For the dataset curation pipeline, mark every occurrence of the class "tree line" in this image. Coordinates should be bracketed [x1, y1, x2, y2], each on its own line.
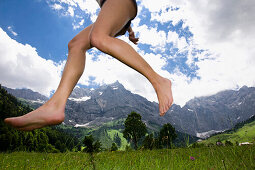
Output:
[82, 111, 177, 152]
[0, 85, 81, 152]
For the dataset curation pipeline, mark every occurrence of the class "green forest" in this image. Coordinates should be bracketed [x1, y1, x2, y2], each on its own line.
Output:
[0, 85, 81, 153]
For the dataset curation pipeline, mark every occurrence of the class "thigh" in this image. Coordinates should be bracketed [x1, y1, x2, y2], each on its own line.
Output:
[92, 0, 137, 37]
[70, 24, 94, 50]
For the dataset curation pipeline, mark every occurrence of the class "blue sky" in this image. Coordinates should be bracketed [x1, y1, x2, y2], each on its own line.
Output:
[0, 0, 78, 61]
[0, 0, 254, 106]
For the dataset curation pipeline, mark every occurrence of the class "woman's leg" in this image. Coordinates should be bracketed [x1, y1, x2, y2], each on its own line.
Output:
[4, 24, 94, 131]
[4, 0, 173, 131]
[90, 0, 173, 116]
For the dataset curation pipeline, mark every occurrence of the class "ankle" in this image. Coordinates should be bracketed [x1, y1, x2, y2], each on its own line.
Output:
[150, 74, 164, 89]
[45, 98, 66, 110]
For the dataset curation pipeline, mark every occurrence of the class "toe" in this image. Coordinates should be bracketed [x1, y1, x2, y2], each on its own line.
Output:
[4, 118, 10, 124]
[160, 106, 166, 116]
[159, 107, 164, 116]
[161, 111, 166, 116]
[168, 100, 173, 109]
[4, 118, 15, 126]
[4, 117, 27, 128]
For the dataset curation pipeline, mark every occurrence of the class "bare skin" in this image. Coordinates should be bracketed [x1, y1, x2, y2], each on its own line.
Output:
[4, 0, 173, 131]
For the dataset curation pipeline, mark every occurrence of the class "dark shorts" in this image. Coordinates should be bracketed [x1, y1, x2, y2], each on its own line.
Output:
[100, 0, 137, 31]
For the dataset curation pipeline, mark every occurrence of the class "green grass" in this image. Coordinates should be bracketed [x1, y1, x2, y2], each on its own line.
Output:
[1, 145, 254, 169]
[202, 120, 255, 145]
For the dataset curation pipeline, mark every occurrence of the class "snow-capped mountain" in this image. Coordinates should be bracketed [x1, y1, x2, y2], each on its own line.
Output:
[3, 83, 255, 138]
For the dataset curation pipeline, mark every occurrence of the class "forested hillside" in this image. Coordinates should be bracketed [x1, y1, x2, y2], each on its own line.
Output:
[0, 85, 80, 152]
[199, 115, 255, 145]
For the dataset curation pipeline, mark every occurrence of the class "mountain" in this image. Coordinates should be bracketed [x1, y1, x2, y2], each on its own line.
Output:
[175, 85, 255, 137]
[64, 81, 162, 130]
[2, 86, 49, 102]
[2, 83, 255, 138]
[2, 86, 49, 109]
[200, 114, 255, 145]
[65, 83, 255, 138]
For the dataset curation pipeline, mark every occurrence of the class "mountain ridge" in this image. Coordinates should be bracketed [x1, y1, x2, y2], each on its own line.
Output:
[3, 83, 255, 137]
[200, 114, 255, 144]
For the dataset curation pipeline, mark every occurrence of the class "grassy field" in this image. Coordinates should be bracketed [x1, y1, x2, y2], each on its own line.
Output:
[201, 120, 255, 145]
[1, 145, 254, 169]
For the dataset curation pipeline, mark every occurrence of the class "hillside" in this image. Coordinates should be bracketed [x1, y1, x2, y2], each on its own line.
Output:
[200, 115, 255, 144]
[0, 85, 80, 152]
[58, 118, 198, 150]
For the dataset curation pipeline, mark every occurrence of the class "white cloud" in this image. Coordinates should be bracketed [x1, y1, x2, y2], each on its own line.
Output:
[73, 0, 99, 22]
[48, 0, 99, 22]
[58, 0, 77, 7]
[72, 19, 84, 30]
[7, 26, 18, 36]
[140, 0, 175, 13]
[140, 0, 255, 105]
[51, 3, 63, 10]
[167, 30, 188, 51]
[0, 28, 65, 97]
[135, 24, 167, 47]
[140, 0, 185, 25]
[49, 3, 76, 18]
[68, 6, 74, 17]
[80, 19, 84, 25]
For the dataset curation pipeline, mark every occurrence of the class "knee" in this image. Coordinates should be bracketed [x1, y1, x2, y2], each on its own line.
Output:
[68, 39, 75, 51]
[90, 31, 108, 50]
[68, 38, 89, 52]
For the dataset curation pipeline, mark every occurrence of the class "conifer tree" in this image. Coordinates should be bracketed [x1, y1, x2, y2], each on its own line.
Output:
[123, 111, 147, 150]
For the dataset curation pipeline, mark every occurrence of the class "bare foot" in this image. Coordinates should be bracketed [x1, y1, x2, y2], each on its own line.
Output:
[4, 101, 65, 131]
[153, 77, 173, 116]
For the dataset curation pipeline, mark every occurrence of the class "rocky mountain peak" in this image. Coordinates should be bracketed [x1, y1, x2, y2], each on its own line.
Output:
[69, 86, 91, 98]
[2, 86, 48, 101]
[3, 83, 255, 138]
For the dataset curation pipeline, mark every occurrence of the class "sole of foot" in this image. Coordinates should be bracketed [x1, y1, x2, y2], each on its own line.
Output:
[4, 102, 65, 131]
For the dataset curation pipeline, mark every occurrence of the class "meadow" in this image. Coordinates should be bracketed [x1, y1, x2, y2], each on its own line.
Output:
[1, 145, 254, 170]
[201, 120, 255, 145]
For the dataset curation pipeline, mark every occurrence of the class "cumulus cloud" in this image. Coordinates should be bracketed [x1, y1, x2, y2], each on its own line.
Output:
[167, 30, 188, 51]
[0, 28, 65, 97]
[72, 0, 99, 22]
[139, 0, 255, 105]
[136, 24, 167, 47]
